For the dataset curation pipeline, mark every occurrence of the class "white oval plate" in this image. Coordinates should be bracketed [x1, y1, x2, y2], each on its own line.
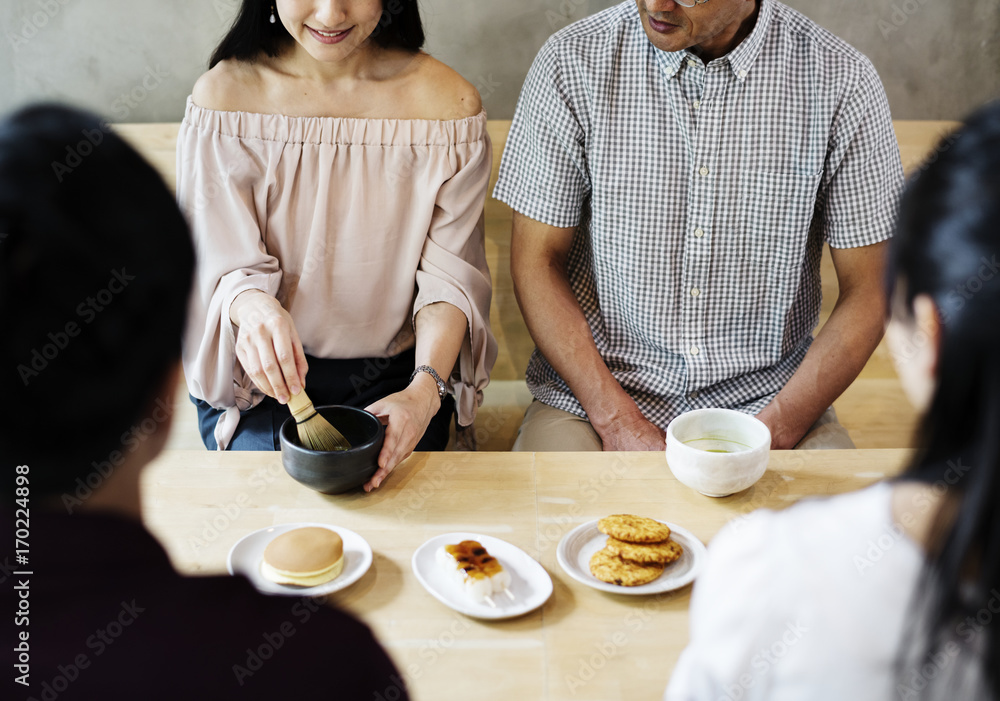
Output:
[556, 519, 706, 595]
[412, 532, 553, 620]
[227, 522, 373, 597]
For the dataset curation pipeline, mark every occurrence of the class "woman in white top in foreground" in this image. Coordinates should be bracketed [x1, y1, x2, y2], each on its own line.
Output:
[666, 101, 1000, 700]
[178, 0, 496, 491]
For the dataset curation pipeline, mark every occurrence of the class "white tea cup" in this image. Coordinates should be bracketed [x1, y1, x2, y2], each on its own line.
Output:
[665, 408, 771, 497]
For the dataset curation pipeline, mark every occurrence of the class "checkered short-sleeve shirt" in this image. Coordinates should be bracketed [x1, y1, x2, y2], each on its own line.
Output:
[493, 0, 903, 427]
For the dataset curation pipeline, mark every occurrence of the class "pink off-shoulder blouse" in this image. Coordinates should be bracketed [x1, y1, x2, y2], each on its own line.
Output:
[176, 97, 497, 450]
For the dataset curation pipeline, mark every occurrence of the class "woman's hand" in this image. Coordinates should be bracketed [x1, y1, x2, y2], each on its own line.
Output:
[362, 302, 466, 491]
[230, 290, 308, 403]
[363, 373, 442, 491]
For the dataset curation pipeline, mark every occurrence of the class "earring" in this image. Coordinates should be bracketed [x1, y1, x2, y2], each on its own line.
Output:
[269, 4, 276, 24]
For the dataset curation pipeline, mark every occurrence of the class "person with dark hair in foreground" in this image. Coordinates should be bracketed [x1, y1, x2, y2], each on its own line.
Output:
[665, 101, 1000, 700]
[0, 105, 408, 699]
[181, 0, 496, 491]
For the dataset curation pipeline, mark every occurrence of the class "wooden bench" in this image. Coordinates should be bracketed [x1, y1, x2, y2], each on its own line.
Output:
[115, 120, 959, 451]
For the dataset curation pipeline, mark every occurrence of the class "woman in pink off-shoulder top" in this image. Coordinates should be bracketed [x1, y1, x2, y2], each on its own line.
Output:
[177, 0, 496, 491]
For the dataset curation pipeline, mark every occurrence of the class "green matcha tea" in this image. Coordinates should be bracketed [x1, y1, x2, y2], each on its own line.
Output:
[683, 437, 752, 453]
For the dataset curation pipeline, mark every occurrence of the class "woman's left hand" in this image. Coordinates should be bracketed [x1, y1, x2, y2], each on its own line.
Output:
[363, 373, 442, 491]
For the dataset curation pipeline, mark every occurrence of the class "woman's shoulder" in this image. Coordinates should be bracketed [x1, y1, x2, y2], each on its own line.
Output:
[400, 53, 483, 121]
[191, 59, 265, 113]
[192, 53, 482, 122]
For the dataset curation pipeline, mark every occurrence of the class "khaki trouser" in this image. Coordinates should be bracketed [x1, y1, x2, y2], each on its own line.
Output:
[511, 400, 855, 452]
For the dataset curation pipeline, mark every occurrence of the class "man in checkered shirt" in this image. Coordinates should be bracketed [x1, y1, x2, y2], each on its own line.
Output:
[493, 0, 903, 451]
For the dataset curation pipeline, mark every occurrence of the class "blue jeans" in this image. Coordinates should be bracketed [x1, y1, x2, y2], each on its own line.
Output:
[193, 349, 454, 451]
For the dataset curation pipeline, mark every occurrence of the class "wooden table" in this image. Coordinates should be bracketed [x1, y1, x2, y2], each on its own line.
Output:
[141, 449, 911, 700]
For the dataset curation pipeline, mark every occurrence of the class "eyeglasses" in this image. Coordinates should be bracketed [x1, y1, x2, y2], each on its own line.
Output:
[673, 0, 712, 7]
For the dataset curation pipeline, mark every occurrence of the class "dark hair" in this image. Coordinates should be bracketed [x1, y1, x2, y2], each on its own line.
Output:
[209, 0, 425, 69]
[0, 105, 195, 498]
[890, 101, 1000, 698]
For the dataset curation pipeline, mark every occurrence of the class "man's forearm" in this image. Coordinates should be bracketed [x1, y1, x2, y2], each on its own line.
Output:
[757, 290, 885, 448]
[513, 257, 640, 431]
[510, 212, 665, 451]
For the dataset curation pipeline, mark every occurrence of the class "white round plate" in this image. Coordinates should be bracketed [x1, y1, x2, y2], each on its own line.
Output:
[556, 519, 707, 595]
[227, 522, 373, 597]
[412, 532, 553, 620]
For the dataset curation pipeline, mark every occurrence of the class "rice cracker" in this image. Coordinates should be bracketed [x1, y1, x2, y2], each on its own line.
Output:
[605, 537, 683, 565]
[597, 514, 672, 544]
[589, 548, 666, 586]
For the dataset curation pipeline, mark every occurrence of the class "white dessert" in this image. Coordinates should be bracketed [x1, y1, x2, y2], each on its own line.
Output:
[436, 540, 513, 606]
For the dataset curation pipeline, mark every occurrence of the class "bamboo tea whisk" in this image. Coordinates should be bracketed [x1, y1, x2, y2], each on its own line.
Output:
[286, 391, 351, 451]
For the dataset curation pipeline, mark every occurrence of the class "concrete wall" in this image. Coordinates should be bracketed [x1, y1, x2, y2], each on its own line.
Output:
[1, 0, 998, 122]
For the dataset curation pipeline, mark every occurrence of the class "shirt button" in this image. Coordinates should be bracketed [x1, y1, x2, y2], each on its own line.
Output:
[689, 391, 700, 400]
[738, 69, 748, 79]
[698, 166, 709, 176]
[689, 346, 701, 357]
[694, 228, 705, 238]
[692, 100, 701, 110]
[687, 58, 698, 68]
[690, 287, 701, 298]
[665, 68, 675, 77]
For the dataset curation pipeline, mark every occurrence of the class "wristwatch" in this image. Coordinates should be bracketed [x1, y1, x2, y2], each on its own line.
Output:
[410, 365, 448, 399]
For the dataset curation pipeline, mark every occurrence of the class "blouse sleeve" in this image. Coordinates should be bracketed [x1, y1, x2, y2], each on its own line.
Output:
[412, 133, 498, 428]
[176, 118, 281, 449]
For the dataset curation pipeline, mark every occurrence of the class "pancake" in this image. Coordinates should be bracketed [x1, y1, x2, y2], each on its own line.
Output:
[260, 527, 344, 587]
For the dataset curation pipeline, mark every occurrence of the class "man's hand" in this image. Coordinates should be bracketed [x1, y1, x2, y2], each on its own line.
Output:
[594, 409, 665, 451]
[755, 400, 797, 450]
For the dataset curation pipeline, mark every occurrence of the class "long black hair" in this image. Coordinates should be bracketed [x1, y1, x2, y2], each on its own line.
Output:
[0, 105, 195, 497]
[891, 100, 1000, 698]
[209, 0, 425, 69]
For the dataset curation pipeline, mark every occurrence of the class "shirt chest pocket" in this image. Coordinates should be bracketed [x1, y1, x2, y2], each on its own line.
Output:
[735, 170, 822, 269]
